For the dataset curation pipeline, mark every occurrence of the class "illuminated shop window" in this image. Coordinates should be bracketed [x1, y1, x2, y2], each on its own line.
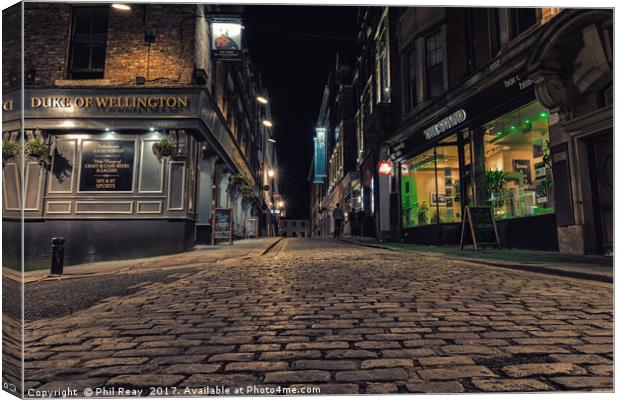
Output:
[400, 137, 461, 228]
[481, 101, 554, 219]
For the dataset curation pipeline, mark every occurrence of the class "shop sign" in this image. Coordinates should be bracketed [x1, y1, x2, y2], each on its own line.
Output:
[314, 127, 327, 182]
[79, 140, 135, 192]
[211, 17, 242, 60]
[460, 205, 501, 250]
[246, 217, 258, 238]
[423, 109, 466, 140]
[503, 73, 534, 91]
[377, 161, 392, 175]
[212, 208, 233, 244]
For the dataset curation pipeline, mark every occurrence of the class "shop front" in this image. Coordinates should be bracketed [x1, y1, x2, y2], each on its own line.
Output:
[395, 72, 559, 250]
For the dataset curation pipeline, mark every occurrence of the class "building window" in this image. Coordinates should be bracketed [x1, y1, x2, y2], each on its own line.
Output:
[375, 23, 390, 103]
[488, 8, 501, 58]
[404, 46, 416, 111]
[301, 221, 306, 227]
[481, 101, 554, 219]
[425, 30, 444, 99]
[68, 7, 109, 79]
[401, 139, 462, 227]
[292, 221, 296, 227]
[509, 8, 537, 38]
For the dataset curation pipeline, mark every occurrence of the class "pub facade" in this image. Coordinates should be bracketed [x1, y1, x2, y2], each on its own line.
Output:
[2, 3, 278, 269]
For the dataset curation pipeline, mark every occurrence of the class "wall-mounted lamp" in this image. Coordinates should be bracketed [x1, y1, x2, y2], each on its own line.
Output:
[111, 4, 132, 11]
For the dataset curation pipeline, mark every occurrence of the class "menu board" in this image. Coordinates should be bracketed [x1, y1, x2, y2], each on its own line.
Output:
[512, 159, 532, 184]
[212, 208, 233, 244]
[246, 218, 258, 238]
[79, 140, 135, 192]
[460, 206, 501, 250]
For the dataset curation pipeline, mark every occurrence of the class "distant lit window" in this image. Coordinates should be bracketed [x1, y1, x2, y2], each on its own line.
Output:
[426, 30, 444, 99]
[68, 7, 109, 79]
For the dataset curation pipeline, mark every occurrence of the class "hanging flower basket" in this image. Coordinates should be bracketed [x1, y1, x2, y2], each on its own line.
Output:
[24, 136, 51, 168]
[152, 138, 175, 162]
[2, 140, 20, 167]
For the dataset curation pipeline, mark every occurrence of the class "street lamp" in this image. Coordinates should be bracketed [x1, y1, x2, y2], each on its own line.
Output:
[262, 120, 273, 128]
[111, 4, 132, 11]
[256, 96, 268, 104]
[278, 201, 284, 209]
[267, 137, 276, 143]
[268, 169, 275, 178]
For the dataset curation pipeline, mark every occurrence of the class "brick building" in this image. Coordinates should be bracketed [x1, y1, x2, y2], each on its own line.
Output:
[2, 2, 279, 269]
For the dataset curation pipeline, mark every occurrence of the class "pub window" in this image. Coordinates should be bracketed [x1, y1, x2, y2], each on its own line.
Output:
[68, 7, 109, 79]
[425, 30, 444, 99]
[404, 46, 417, 111]
[509, 8, 537, 38]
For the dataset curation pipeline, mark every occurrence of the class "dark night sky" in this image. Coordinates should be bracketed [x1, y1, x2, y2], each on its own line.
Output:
[244, 5, 359, 219]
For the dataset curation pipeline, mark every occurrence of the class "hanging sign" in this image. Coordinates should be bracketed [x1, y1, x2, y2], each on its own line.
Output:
[246, 217, 258, 238]
[313, 127, 326, 182]
[211, 17, 243, 60]
[212, 208, 233, 245]
[460, 205, 501, 250]
[377, 161, 393, 175]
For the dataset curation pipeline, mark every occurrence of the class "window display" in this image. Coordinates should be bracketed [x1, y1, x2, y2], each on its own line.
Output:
[401, 137, 461, 228]
[481, 101, 554, 219]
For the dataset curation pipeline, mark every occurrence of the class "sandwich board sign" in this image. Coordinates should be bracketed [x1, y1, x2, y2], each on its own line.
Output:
[246, 217, 258, 239]
[212, 208, 233, 245]
[460, 205, 501, 250]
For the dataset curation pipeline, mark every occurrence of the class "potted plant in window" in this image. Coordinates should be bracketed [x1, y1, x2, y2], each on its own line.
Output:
[416, 201, 429, 225]
[486, 169, 509, 209]
[2, 139, 20, 167]
[24, 136, 51, 168]
[152, 137, 175, 162]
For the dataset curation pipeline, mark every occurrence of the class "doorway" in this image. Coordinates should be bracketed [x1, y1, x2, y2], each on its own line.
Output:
[588, 131, 613, 255]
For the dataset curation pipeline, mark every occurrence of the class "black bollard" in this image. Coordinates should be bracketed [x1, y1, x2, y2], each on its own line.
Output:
[50, 237, 65, 275]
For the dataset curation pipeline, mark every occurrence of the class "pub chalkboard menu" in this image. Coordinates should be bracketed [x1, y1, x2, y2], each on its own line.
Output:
[79, 140, 135, 192]
[246, 217, 258, 238]
[460, 206, 501, 250]
[212, 208, 233, 245]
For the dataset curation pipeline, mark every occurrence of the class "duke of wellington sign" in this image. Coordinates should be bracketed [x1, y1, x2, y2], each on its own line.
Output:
[28, 95, 190, 111]
[2, 89, 197, 118]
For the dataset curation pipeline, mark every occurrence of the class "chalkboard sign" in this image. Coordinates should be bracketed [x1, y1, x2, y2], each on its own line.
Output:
[460, 206, 501, 250]
[79, 140, 135, 192]
[212, 208, 233, 245]
[246, 217, 258, 238]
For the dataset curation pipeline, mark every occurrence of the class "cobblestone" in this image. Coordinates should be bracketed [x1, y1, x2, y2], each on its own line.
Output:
[17, 238, 613, 394]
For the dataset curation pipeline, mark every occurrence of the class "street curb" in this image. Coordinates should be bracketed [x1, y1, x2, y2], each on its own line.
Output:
[339, 238, 613, 284]
[261, 237, 285, 255]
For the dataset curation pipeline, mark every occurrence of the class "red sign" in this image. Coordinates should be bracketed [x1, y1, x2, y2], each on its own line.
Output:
[378, 161, 393, 175]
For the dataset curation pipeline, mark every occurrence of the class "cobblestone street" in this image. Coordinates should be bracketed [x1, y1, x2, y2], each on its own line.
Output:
[15, 238, 614, 394]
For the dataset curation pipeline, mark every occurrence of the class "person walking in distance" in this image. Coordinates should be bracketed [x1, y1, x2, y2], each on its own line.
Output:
[333, 203, 345, 239]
